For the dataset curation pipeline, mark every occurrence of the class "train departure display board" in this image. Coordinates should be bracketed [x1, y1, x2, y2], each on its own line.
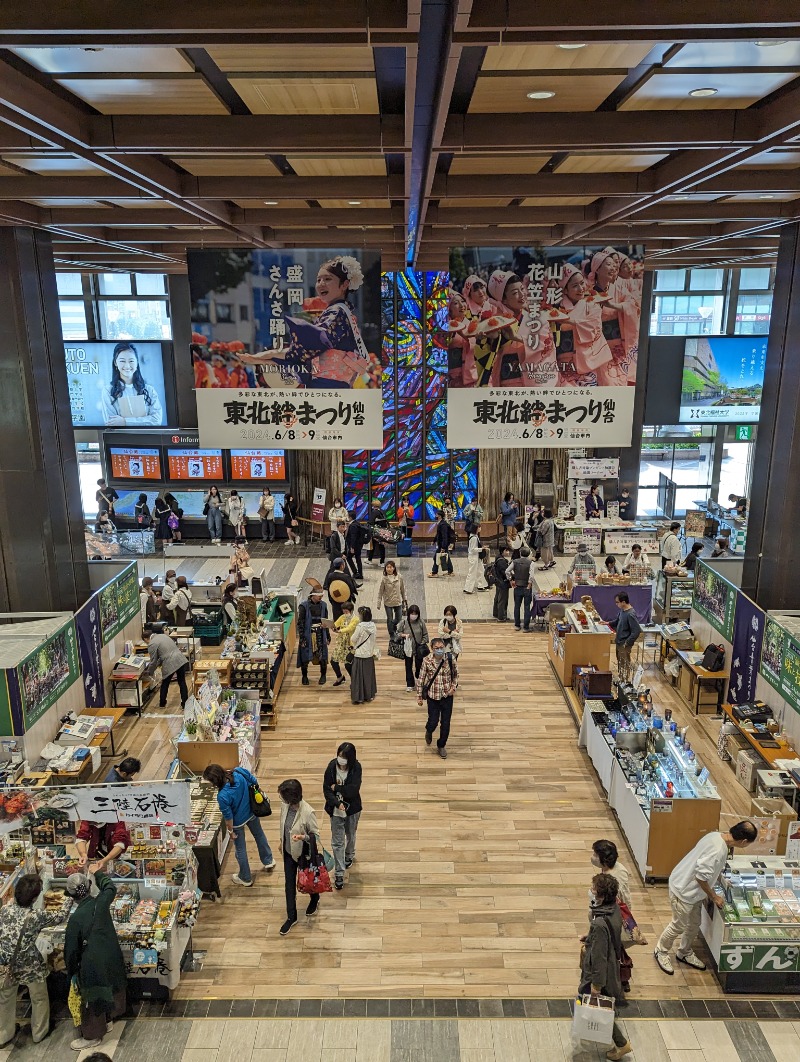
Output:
[167, 448, 223, 480]
[108, 447, 162, 480]
[229, 449, 286, 481]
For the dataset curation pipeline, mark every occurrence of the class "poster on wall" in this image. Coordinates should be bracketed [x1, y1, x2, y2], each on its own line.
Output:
[779, 633, 800, 715]
[15, 621, 79, 730]
[760, 615, 786, 695]
[693, 560, 737, 643]
[727, 594, 764, 705]
[98, 564, 140, 646]
[66, 341, 168, 428]
[188, 249, 382, 449]
[75, 594, 105, 709]
[445, 245, 644, 448]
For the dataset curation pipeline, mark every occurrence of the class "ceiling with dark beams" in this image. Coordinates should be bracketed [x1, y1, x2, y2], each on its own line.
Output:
[0, 2, 799, 272]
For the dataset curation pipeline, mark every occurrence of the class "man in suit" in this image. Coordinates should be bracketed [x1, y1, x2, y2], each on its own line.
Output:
[328, 521, 347, 565]
[345, 517, 367, 583]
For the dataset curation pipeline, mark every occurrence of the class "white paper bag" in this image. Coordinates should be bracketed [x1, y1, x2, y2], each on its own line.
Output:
[571, 994, 615, 1047]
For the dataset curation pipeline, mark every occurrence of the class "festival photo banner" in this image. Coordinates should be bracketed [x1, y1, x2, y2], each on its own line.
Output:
[188, 249, 383, 449]
[444, 245, 644, 448]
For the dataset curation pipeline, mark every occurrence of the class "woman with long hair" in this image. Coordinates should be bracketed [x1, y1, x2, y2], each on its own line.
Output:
[100, 342, 163, 427]
[202, 763, 275, 887]
[204, 485, 223, 544]
[282, 493, 301, 545]
[350, 606, 378, 705]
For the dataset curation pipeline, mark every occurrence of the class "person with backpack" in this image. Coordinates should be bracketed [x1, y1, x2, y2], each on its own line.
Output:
[153, 492, 173, 543]
[429, 511, 455, 577]
[416, 637, 459, 759]
[134, 493, 151, 529]
[463, 496, 484, 539]
[345, 515, 368, 582]
[492, 545, 512, 622]
[202, 763, 275, 887]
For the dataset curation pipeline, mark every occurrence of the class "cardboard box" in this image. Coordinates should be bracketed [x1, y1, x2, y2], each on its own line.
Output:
[736, 749, 762, 793]
[749, 797, 796, 855]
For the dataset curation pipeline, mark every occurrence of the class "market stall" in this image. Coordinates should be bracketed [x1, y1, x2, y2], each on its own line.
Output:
[546, 604, 613, 690]
[555, 520, 661, 557]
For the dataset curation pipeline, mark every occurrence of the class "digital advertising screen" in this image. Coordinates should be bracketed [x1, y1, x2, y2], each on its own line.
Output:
[679, 336, 768, 423]
[229, 449, 286, 481]
[65, 341, 169, 428]
[167, 448, 223, 480]
[108, 447, 162, 480]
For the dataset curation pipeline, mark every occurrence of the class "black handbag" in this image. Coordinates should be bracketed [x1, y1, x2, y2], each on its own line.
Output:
[248, 782, 272, 817]
[388, 638, 405, 660]
[406, 516, 416, 528]
[701, 643, 725, 671]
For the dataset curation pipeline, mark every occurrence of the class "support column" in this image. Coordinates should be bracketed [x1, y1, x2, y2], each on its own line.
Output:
[0, 228, 89, 613]
[166, 273, 197, 429]
[742, 222, 800, 608]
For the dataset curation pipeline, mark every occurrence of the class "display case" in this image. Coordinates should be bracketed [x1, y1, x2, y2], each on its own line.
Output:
[578, 685, 722, 880]
[653, 570, 694, 623]
[547, 618, 613, 689]
[701, 855, 800, 993]
[177, 689, 261, 775]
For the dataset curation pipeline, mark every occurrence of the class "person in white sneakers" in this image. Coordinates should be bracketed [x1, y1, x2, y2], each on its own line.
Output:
[463, 523, 488, 595]
[202, 764, 276, 887]
[654, 820, 758, 975]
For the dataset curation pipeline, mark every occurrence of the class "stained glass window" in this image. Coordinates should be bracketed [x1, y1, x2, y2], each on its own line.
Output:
[343, 270, 478, 520]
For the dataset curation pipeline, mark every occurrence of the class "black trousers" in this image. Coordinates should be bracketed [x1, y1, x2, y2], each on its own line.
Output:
[347, 548, 363, 579]
[493, 582, 509, 620]
[404, 654, 423, 687]
[300, 661, 327, 680]
[283, 849, 318, 921]
[368, 539, 385, 564]
[160, 663, 189, 707]
[425, 695, 454, 748]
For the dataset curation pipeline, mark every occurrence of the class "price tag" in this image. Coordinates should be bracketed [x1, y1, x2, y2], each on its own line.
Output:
[652, 799, 673, 813]
[144, 877, 167, 889]
[756, 872, 767, 890]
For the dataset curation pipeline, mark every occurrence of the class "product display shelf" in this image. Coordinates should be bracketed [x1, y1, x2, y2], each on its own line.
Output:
[176, 693, 261, 775]
[653, 570, 694, 624]
[221, 619, 288, 730]
[547, 617, 613, 719]
[165, 760, 228, 899]
[701, 855, 800, 993]
[579, 685, 721, 882]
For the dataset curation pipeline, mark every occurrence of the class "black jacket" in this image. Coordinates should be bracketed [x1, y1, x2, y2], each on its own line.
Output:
[346, 520, 370, 550]
[434, 521, 456, 552]
[369, 506, 389, 529]
[494, 556, 511, 582]
[323, 758, 363, 817]
[323, 566, 357, 602]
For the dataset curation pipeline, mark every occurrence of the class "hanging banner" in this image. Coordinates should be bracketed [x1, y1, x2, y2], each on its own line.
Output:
[98, 564, 140, 646]
[445, 245, 643, 448]
[779, 632, 800, 716]
[0, 780, 192, 834]
[188, 249, 382, 449]
[568, 457, 620, 480]
[311, 487, 327, 523]
[760, 615, 786, 696]
[75, 594, 105, 708]
[727, 594, 764, 705]
[693, 560, 737, 643]
[16, 620, 80, 730]
[194, 388, 382, 449]
[0, 674, 14, 736]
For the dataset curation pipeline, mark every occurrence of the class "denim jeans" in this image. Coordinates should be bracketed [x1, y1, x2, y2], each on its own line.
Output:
[513, 586, 532, 629]
[330, 811, 361, 875]
[207, 507, 223, 539]
[233, 816, 274, 883]
[386, 605, 402, 638]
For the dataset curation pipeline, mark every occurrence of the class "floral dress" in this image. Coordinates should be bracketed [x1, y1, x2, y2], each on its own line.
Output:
[0, 903, 66, 983]
[332, 612, 359, 663]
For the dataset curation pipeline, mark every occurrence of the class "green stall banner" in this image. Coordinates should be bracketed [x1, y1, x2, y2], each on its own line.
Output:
[692, 559, 737, 643]
[17, 619, 80, 730]
[99, 563, 140, 645]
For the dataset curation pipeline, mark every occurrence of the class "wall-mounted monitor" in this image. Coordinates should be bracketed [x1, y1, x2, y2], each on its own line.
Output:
[229, 449, 286, 481]
[66, 340, 170, 428]
[167, 448, 223, 480]
[679, 336, 767, 423]
[108, 446, 162, 480]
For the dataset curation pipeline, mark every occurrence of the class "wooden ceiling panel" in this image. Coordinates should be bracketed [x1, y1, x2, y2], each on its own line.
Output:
[438, 198, 513, 208]
[621, 71, 798, 110]
[520, 196, 598, 206]
[482, 43, 654, 71]
[557, 153, 667, 173]
[56, 78, 228, 114]
[206, 45, 374, 72]
[469, 74, 624, 112]
[448, 155, 548, 175]
[231, 77, 379, 115]
[316, 198, 390, 208]
[171, 156, 282, 176]
[286, 156, 387, 177]
[12, 46, 191, 73]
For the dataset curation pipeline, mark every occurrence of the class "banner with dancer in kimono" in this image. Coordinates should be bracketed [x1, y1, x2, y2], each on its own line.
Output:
[188, 249, 383, 449]
[445, 245, 644, 448]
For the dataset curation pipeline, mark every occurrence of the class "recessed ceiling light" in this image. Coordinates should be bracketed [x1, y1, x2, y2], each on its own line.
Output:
[263, 200, 278, 205]
[755, 40, 788, 46]
[673, 194, 690, 200]
[527, 90, 556, 99]
[760, 194, 775, 199]
[689, 87, 718, 97]
[558, 44, 586, 50]
[348, 200, 362, 205]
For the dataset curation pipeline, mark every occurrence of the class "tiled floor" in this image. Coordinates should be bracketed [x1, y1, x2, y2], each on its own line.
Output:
[7, 1014, 800, 1061]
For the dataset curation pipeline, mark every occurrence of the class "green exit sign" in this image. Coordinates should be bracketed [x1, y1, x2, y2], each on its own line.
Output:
[735, 425, 753, 441]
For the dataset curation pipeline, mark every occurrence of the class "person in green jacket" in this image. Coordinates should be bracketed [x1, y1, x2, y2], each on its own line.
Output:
[64, 870, 127, 1051]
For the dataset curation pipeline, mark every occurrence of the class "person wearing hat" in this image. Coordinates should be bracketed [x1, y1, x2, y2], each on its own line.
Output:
[296, 584, 330, 686]
[568, 542, 597, 585]
[588, 248, 640, 384]
[323, 558, 358, 621]
[64, 869, 127, 1051]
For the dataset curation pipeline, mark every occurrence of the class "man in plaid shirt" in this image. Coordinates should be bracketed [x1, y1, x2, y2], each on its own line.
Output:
[416, 638, 459, 759]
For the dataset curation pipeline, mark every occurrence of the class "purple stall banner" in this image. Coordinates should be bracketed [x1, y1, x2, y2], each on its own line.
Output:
[75, 592, 105, 708]
[728, 592, 764, 705]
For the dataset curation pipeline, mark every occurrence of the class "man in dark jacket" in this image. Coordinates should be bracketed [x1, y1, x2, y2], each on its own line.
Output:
[367, 498, 389, 565]
[345, 517, 368, 582]
[429, 513, 456, 577]
[492, 546, 512, 622]
[323, 558, 358, 620]
[610, 591, 642, 681]
[327, 521, 347, 565]
[506, 546, 534, 632]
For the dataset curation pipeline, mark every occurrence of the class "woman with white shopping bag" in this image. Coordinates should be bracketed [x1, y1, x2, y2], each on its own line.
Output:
[576, 873, 631, 1060]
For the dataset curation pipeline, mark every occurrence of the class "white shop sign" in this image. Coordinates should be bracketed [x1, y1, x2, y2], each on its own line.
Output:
[64, 780, 192, 825]
[562, 526, 603, 555]
[604, 529, 659, 554]
[568, 457, 620, 480]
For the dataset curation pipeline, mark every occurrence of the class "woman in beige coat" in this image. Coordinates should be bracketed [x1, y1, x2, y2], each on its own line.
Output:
[377, 560, 406, 639]
[278, 779, 322, 936]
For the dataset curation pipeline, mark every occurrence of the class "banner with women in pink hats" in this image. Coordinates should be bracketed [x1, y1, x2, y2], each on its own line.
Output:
[445, 246, 644, 448]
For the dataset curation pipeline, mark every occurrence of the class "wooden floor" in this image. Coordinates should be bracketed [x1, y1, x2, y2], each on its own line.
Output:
[112, 623, 756, 1001]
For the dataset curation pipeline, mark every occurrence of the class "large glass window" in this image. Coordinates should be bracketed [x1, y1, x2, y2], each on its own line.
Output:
[97, 298, 171, 340]
[639, 431, 715, 517]
[58, 299, 88, 340]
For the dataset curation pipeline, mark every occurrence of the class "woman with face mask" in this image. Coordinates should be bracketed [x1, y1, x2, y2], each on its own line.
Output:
[323, 742, 362, 890]
[578, 873, 631, 1060]
[437, 605, 463, 658]
[394, 604, 430, 691]
[591, 839, 646, 947]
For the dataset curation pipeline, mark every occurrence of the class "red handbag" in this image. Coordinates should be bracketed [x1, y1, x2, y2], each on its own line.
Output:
[296, 833, 332, 895]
